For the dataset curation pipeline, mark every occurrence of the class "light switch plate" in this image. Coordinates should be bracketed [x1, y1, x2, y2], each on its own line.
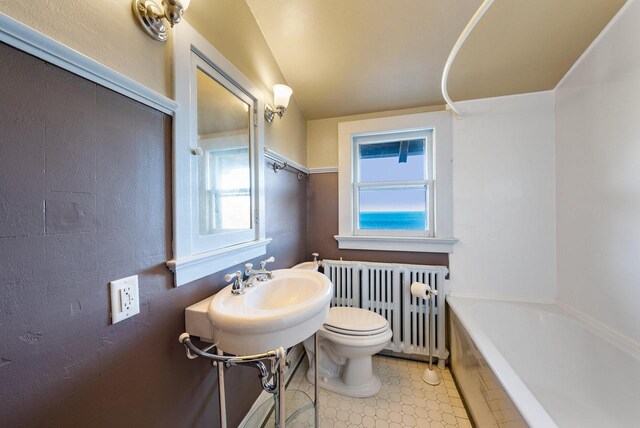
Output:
[110, 275, 140, 324]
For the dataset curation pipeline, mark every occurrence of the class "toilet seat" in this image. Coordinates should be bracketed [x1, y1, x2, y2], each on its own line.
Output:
[324, 307, 389, 336]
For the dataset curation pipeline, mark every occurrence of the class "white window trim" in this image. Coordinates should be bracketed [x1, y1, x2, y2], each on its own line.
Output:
[335, 111, 458, 253]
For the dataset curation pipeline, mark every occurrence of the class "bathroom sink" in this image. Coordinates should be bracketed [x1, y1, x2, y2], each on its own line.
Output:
[207, 269, 333, 355]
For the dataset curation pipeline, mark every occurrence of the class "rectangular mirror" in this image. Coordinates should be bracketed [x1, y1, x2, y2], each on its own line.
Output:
[196, 68, 252, 234]
[190, 55, 257, 254]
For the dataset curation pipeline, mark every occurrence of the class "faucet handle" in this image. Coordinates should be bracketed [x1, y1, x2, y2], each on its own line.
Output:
[312, 253, 319, 262]
[244, 263, 254, 277]
[224, 271, 242, 282]
[260, 256, 275, 269]
[226, 270, 246, 294]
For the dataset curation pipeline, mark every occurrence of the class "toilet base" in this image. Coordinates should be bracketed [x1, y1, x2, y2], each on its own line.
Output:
[306, 369, 382, 398]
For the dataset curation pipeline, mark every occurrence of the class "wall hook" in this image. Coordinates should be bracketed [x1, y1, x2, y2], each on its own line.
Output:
[272, 160, 288, 173]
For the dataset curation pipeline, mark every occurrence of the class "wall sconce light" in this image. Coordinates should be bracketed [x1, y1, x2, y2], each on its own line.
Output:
[265, 84, 293, 123]
[132, 0, 191, 42]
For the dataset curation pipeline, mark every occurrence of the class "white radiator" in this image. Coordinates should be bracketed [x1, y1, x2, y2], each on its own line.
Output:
[323, 260, 449, 361]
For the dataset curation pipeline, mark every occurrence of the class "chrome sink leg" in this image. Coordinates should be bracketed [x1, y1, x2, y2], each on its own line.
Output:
[275, 347, 287, 428]
[274, 386, 281, 427]
[314, 332, 319, 427]
[218, 348, 227, 428]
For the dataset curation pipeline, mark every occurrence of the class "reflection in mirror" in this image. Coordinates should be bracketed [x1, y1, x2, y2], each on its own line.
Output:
[196, 68, 252, 236]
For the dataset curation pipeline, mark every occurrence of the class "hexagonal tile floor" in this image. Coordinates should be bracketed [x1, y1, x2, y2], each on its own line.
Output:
[267, 355, 471, 428]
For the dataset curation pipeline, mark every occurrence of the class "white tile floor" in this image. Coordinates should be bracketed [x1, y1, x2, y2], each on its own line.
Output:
[279, 355, 472, 428]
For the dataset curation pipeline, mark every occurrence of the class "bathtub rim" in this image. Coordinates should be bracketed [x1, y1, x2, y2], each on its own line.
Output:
[448, 292, 640, 357]
[447, 294, 557, 428]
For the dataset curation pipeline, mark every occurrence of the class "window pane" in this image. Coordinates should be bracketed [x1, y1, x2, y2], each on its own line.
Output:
[218, 195, 251, 229]
[358, 187, 428, 230]
[203, 148, 251, 233]
[210, 149, 250, 192]
[359, 139, 425, 183]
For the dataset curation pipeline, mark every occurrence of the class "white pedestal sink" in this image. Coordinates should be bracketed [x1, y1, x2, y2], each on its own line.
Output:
[207, 269, 333, 355]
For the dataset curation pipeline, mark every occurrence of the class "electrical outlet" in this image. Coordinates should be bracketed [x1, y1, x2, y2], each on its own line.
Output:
[110, 275, 140, 324]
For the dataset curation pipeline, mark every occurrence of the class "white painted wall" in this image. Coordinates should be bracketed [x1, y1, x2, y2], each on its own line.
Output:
[555, 0, 640, 344]
[449, 92, 557, 302]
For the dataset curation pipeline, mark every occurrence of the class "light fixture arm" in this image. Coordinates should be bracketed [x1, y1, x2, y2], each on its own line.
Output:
[264, 104, 286, 123]
[132, 0, 189, 42]
[163, 0, 188, 26]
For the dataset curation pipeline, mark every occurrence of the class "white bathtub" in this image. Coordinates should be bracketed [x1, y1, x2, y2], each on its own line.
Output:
[447, 296, 640, 428]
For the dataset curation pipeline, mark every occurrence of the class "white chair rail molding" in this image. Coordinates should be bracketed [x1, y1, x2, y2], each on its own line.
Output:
[335, 110, 458, 253]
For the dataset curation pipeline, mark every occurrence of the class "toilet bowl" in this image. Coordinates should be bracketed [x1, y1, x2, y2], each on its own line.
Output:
[303, 306, 392, 397]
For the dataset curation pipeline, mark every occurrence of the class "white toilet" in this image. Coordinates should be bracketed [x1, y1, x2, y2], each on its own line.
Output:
[303, 306, 392, 398]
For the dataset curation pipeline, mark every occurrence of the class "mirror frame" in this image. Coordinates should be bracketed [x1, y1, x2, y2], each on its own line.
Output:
[191, 56, 256, 252]
[168, 20, 270, 287]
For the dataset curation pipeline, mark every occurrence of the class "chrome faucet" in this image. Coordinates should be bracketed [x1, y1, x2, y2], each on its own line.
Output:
[225, 257, 276, 295]
[244, 256, 275, 285]
[224, 270, 246, 295]
[244, 256, 276, 287]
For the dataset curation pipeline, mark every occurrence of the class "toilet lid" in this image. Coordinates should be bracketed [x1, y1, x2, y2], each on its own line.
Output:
[324, 307, 389, 336]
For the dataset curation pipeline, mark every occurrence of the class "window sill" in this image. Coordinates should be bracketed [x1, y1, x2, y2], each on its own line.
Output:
[334, 235, 458, 253]
[167, 238, 271, 287]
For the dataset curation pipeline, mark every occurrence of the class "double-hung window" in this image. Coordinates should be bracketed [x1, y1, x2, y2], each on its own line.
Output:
[354, 130, 434, 236]
[336, 111, 457, 253]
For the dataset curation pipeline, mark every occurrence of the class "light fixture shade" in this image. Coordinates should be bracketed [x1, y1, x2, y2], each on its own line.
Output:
[177, 0, 191, 11]
[273, 84, 293, 109]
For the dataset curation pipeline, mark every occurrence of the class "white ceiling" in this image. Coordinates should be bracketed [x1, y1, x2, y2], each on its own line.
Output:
[245, 0, 625, 119]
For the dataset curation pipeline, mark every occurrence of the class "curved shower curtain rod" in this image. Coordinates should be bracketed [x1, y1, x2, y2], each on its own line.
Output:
[441, 0, 495, 118]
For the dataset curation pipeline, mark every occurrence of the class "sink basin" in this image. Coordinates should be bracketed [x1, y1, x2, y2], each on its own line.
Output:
[207, 269, 333, 355]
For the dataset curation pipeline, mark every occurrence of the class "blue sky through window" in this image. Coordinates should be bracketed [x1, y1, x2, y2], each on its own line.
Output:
[357, 137, 429, 230]
[358, 139, 426, 211]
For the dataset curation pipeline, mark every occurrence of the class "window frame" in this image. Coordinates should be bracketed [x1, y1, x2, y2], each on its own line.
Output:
[352, 130, 434, 237]
[336, 111, 458, 253]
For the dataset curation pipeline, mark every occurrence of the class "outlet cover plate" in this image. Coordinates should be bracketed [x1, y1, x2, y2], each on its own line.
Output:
[110, 275, 140, 324]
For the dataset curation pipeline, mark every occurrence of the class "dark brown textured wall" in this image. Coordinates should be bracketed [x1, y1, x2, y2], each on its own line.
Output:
[307, 173, 448, 266]
[0, 42, 307, 428]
